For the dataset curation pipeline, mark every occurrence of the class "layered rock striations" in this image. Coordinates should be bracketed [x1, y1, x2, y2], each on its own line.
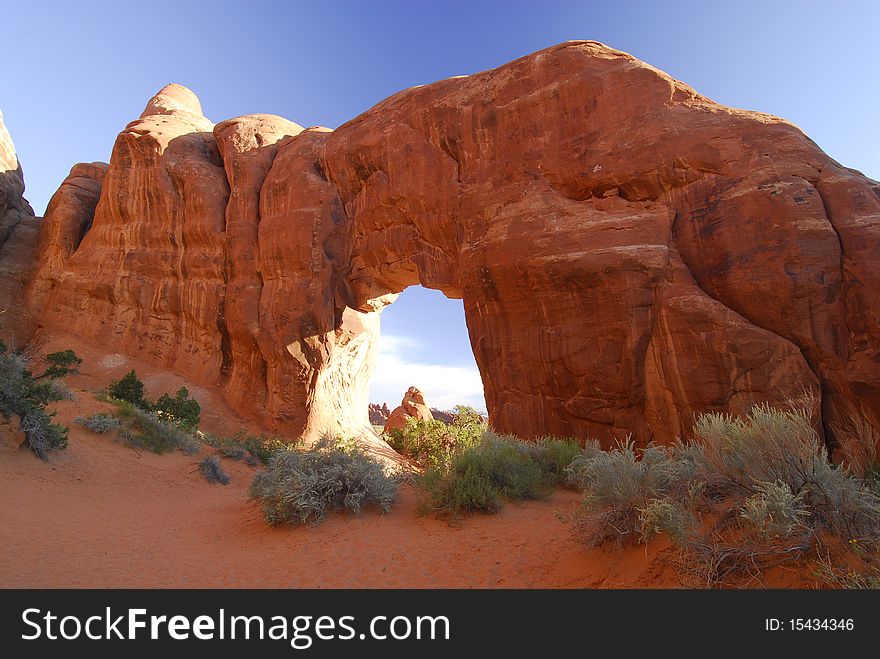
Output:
[18, 42, 880, 447]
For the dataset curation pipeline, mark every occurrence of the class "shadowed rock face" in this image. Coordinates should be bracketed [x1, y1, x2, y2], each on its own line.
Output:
[0, 110, 38, 344]
[28, 162, 108, 311]
[0, 109, 35, 250]
[19, 43, 880, 447]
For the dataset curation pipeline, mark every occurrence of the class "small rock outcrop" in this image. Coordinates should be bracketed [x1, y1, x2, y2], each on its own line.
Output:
[384, 387, 435, 432]
[368, 403, 391, 426]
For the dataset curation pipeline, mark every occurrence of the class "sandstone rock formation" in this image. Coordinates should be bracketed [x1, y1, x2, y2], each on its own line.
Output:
[0, 109, 34, 251]
[384, 387, 435, 432]
[368, 403, 391, 426]
[28, 162, 107, 311]
[16, 42, 880, 448]
[0, 110, 38, 343]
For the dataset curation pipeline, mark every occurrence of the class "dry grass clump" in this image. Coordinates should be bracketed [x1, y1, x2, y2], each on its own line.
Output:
[832, 411, 880, 484]
[199, 455, 231, 485]
[112, 400, 200, 455]
[76, 413, 120, 434]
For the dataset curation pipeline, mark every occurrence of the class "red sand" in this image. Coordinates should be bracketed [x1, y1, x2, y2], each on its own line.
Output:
[0, 396, 678, 588]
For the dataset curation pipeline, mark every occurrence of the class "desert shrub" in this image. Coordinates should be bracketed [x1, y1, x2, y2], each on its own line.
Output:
[814, 554, 880, 589]
[242, 434, 293, 465]
[387, 410, 485, 468]
[448, 404, 486, 429]
[0, 350, 69, 459]
[18, 408, 69, 459]
[109, 370, 149, 409]
[203, 431, 293, 466]
[740, 480, 810, 539]
[692, 405, 822, 494]
[154, 386, 201, 430]
[805, 459, 880, 540]
[559, 405, 880, 586]
[249, 438, 399, 526]
[832, 412, 879, 483]
[38, 349, 82, 379]
[76, 413, 120, 433]
[219, 442, 247, 460]
[417, 433, 560, 517]
[200, 455, 230, 485]
[638, 498, 697, 545]
[517, 435, 586, 486]
[565, 439, 694, 548]
[693, 405, 880, 541]
[113, 400, 200, 455]
[675, 527, 813, 588]
[47, 380, 75, 401]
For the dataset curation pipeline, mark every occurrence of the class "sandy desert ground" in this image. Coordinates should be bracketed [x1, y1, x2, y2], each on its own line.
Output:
[0, 335, 817, 589]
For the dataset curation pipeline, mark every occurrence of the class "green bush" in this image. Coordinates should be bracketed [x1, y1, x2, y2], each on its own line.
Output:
[417, 432, 576, 517]
[200, 455, 230, 485]
[109, 370, 148, 409]
[386, 405, 487, 468]
[526, 436, 590, 485]
[0, 350, 69, 459]
[250, 438, 399, 526]
[386, 416, 482, 468]
[112, 400, 200, 455]
[154, 386, 201, 430]
[76, 413, 120, 433]
[38, 350, 82, 379]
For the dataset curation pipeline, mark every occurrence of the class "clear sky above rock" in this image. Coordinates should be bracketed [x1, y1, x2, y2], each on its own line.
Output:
[3, 0, 877, 411]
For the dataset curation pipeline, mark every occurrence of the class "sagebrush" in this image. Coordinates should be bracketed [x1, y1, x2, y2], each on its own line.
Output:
[250, 438, 399, 526]
[200, 455, 231, 485]
[565, 404, 880, 586]
[76, 413, 120, 434]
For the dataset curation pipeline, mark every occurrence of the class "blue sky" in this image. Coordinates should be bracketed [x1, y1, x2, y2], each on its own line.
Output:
[3, 0, 878, 411]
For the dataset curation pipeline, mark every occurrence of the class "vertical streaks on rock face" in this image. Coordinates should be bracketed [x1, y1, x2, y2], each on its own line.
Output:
[22, 42, 880, 449]
[28, 162, 108, 312]
[37, 84, 230, 384]
[213, 114, 304, 407]
[256, 128, 383, 442]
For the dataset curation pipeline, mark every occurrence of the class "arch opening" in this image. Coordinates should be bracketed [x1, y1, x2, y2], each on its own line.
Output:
[369, 286, 486, 426]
